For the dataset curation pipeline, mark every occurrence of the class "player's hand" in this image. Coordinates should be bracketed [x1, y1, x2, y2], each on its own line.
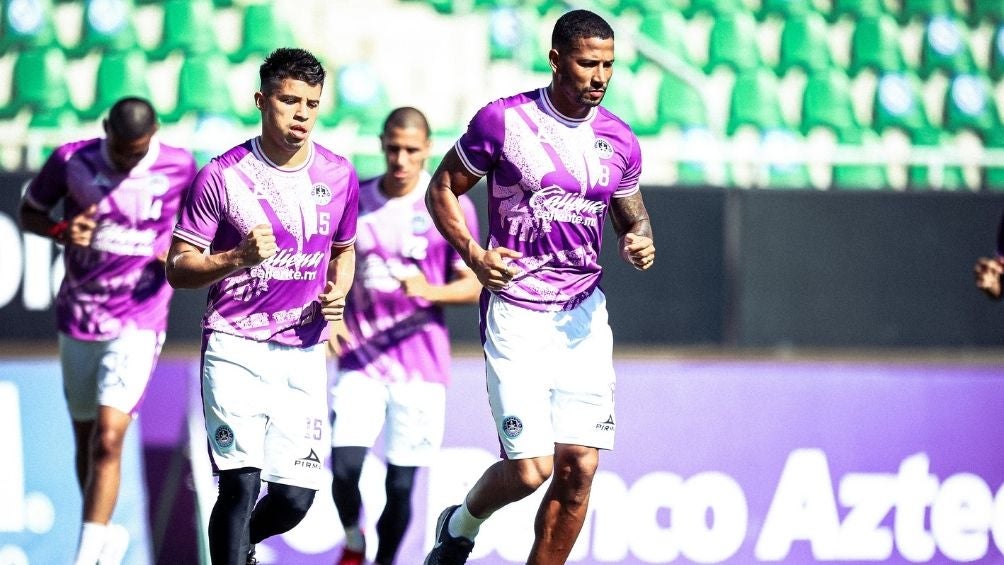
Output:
[398, 271, 433, 300]
[67, 204, 98, 247]
[319, 281, 347, 321]
[326, 319, 351, 357]
[235, 224, 277, 267]
[621, 232, 655, 271]
[472, 246, 522, 291]
[974, 256, 1004, 299]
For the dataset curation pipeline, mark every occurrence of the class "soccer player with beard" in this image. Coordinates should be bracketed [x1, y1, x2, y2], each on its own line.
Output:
[166, 48, 359, 565]
[422, 9, 655, 565]
[328, 107, 481, 565]
[19, 96, 196, 565]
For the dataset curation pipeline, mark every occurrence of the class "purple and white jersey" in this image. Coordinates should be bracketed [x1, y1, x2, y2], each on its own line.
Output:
[23, 138, 196, 341]
[173, 138, 359, 347]
[339, 171, 479, 386]
[456, 87, 642, 312]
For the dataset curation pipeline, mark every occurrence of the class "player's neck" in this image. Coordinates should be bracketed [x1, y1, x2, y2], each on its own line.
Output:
[379, 175, 418, 199]
[258, 136, 311, 169]
[546, 84, 590, 120]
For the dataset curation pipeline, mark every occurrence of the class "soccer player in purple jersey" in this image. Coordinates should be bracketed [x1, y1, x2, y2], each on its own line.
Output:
[166, 48, 359, 565]
[422, 10, 655, 565]
[328, 107, 481, 565]
[975, 213, 1004, 298]
[18, 96, 197, 565]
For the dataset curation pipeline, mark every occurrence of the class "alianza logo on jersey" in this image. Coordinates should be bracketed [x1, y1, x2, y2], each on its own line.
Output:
[254, 247, 325, 281]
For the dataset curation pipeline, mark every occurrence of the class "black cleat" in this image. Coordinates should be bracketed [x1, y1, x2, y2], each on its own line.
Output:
[423, 505, 474, 565]
[246, 545, 258, 565]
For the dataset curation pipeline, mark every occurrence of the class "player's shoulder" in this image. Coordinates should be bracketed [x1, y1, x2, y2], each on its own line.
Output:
[481, 89, 539, 114]
[311, 142, 354, 170]
[52, 138, 102, 162]
[156, 139, 197, 164]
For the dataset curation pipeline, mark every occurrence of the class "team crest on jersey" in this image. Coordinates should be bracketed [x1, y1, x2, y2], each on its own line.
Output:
[148, 174, 171, 196]
[502, 416, 524, 438]
[214, 425, 235, 449]
[411, 213, 431, 234]
[593, 138, 614, 159]
[311, 183, 332, 206]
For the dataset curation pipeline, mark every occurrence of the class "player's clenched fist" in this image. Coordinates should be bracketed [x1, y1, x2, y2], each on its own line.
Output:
[67, 204, 99, 247]
[974, 256, 1003, 299]
[235, 224, 277, 267]
[621, 232, 655, 271]
[319, 281, 347, 321]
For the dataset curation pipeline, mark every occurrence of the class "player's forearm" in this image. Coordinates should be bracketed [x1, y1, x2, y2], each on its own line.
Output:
[166, 244, 247, 289]
[610, 192, 653, 240]
[18, 203, 61, 241]
[427, 183, 481, 267]
[327, 245, 355, 296]
[425, 272, 482, 305]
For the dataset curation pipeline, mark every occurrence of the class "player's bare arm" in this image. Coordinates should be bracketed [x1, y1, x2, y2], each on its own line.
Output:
[19, 202, 98, 247]
[974, 256, 1003, 299]
[398, 266, 482, 305]
[319, 243, 355, 321]
[427, 148, 521, 291]
[610, 192, 655, 271]
[165, 224, 277, 289]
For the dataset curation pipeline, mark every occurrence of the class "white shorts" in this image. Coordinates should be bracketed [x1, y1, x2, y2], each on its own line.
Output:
[330, 371, 446, 468]
[59, 328, 164, 421]
[484, 289, 616, 460]
[201, 332, 329, 490]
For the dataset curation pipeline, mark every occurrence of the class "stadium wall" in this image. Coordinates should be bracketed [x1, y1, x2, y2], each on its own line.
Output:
[1, 173, 1002, 348]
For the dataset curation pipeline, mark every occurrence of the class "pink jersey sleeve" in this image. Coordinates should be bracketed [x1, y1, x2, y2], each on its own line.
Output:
[174, 160, 226, 250]
[455, 100, 506, 177]
[332, 166, 360, 248]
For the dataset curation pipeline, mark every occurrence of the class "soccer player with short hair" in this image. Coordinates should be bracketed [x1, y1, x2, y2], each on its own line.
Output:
[18, 96, 197, 565]
[328, 107, 481, 565]
[166, 47, 358, 565]
[422, 9, 655, 565]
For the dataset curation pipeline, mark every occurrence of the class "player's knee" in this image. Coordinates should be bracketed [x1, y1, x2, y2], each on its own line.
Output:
[384, 465, 417, 501]
[272, 484, 316, 518]
[331, 446, 366, 484]
[91, 428, 126, 463]
[513, 458, 553, 491]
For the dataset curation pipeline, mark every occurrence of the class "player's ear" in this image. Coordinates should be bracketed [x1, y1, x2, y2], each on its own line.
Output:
[254, 91, 265, 111]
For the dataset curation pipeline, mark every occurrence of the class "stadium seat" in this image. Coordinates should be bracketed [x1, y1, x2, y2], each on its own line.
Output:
[79, 48, 151, 120]
[899, 0, 956, 23]
[942, 73, 999, 136]
[918, 16, 974, 78]
[68, 0, 139, 57]
[0, 45, 75, 126]
[322, 62, 392, 135]
[828, 0, 886, 21]
[800, 68, 858, 137]
[871, 72, 929, 135]
[0, 0, 58, 51]
[602, 67, 660, 136]
[162, 51, 234, 123]
[685, 0, 745, 18]
[990, 23, 1004, 80]
[848, 15, 904, 76]
[831, 126, 889, 189]
[969, 0, 1004, 25]
[637, 10, 691, 66]
[656, 70, 707, 130]
[907, 126, 965, 190]
[758, 0, 813, 21]
[706, 12, 762, 73]
[616, 0, 685, 15]
[777, 12, 834, 75]
[760, 128, 812, 188]
[727, 67, 786, 135]
[229, 3, 294, 63]
[147, 0, 219, 61]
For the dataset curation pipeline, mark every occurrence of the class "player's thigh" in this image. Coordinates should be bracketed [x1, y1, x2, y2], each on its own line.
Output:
[483, 293, 559, 460]
[384, 380, 446, 467]
[97, 328, 164, 416]
[59, 333, 104, 421]
[330, 370, 388, 449]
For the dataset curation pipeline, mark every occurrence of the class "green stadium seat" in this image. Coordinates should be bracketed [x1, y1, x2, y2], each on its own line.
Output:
[801, 68, 858, 137]
[656, 70, 707, 130]
[0, 0, 58, 51]
[777, 12, 833, 75]
[727, 67, 786, 135]
[848, 15, 904, 76]
[162, 51, 234, 123]
[488, 6, 522, 61]
[758, 0, 813, 21]
[68, 0, 138, 58]
[872, 72, 929, 135]
[990, 24, 1004, 80]
[322, 62, 392, 135]
[760, 128, 812, 188]
[637, 10, 691, 65]
[918, 16, 974, 78]
[685, 0, 745, 18]
[602, 68, 660, 136]
[828, 0, 886, 21]
[616, 0, 686, 15]
[907, 126, 965, 190]
[832, 127, 889, 189]
[147, 0, 219, 61]
[79, 48, 151, 120]
[899, 0, 956, 23]
[984, 128, 1004, 190]
[942, 73, 1000, 136]
[706, 12, 762, 73]
[0, 45, 75, 125]
[229, 3, 294, 63]
[969, 0, 1004, 25]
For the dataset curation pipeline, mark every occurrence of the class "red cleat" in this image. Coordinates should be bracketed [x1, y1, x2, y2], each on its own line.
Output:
[337, 547, 366, 565]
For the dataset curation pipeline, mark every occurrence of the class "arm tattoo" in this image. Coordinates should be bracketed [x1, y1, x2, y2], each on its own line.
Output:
[609, 192, 653, 239]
